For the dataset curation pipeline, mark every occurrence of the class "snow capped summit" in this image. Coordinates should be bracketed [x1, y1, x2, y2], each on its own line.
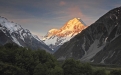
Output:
[66, 18, 84, 26]
[0, 16, 52, 52]
[43, 18, 87, 51]
[58, 18, 86, 37]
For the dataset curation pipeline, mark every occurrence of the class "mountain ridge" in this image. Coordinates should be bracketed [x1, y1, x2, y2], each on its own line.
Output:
[54, 6, 121, 65]
[43, 18, 87, 51]
[0, 16, 52, 53]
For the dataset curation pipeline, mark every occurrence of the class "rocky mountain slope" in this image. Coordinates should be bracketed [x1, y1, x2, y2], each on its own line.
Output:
[0, 16, 52, 53]
[54, 7, 121, 65]
[43, 18, 87, 51]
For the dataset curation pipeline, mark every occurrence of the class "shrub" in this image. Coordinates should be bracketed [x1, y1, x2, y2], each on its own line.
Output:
[110, 69, 121, 75]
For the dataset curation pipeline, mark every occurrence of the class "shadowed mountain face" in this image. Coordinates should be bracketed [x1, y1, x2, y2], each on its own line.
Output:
[0, 16, 52, 53]
[54, 7, 121, 65]
[43, 18, 87, 51]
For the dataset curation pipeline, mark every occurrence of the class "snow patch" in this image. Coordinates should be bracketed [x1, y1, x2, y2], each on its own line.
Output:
[110, 51, 115, 58]
[11, 36, 22, 46]
[113, 14, 118, 19]
[23, 33, 27, 37]
[110, 16, 113, 20]
[100, 56, 108, 64]
[105, 37, 108, 43]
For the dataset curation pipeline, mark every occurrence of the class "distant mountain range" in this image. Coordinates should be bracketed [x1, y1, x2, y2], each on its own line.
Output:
[54, 7, 121, 65]
[0, 16, 52, 53]
[43, 18, 87, 51]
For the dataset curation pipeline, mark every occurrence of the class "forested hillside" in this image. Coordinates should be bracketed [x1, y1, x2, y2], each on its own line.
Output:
[0, 43, 121, 75]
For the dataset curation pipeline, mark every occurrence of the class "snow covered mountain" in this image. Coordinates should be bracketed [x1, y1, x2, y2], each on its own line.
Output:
[43, 18, 87, 51]
[54, 7, 121, 65]
[0, 16, 52, 53]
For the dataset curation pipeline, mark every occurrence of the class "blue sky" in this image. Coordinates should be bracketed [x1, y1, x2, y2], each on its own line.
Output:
[0, 0, 121, 37]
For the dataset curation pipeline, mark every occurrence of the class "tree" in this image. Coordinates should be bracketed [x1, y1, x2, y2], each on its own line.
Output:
[0, 62, 28, 75]
[93, 69, 107, 75]
[110, 69, 121, 75]
[0, 43, 60, 75]
[81, 63, 93, 75]
[50, 66, 63, 75]
[62, 59, 93, 75]
[33, 63, 48, 75]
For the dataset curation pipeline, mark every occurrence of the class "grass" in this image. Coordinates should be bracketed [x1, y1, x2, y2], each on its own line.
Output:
[91, 63, 121, 75]
[57, 60, 121, 75]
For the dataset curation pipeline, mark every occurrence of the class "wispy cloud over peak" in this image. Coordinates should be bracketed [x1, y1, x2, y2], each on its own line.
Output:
[59, 1, 66, 6]
[67, 6, 83, 17]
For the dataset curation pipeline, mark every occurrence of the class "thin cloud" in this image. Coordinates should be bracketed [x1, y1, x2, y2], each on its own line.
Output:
[54, 6, 91, 25]
[59, 1, 66, 6]
[67, 6, 84, 18]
